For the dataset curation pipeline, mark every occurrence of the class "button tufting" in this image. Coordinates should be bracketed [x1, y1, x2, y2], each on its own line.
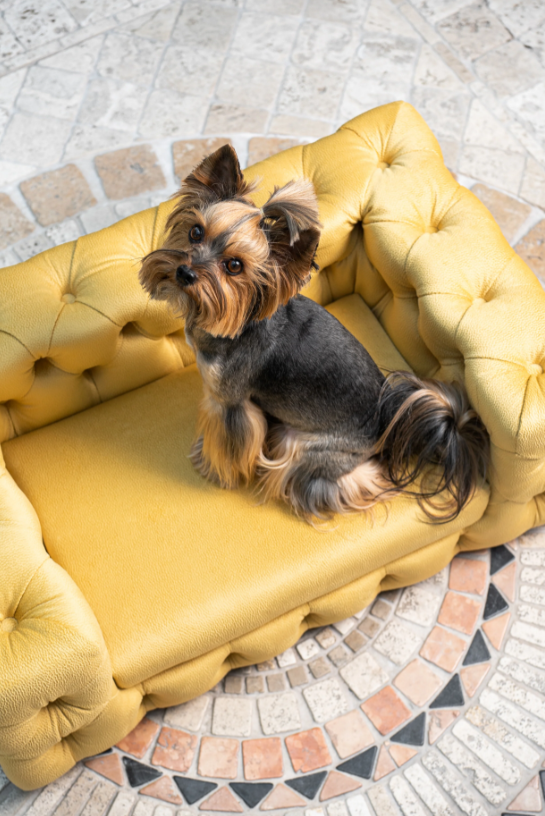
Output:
[377, 161, 390, 169]
[529, 363, 543, 376]
[473, 297, 486, 305]
[61, 293, 76, 304]
[424, 226, 438, 233]
[0, 617, 17, 633]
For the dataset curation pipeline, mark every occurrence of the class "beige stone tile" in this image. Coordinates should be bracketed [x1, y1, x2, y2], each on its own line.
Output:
[0, 68, 27, 103]
[459, 146, 525, 194]
[247, 136, 299, 165]
[365, 0, 417, 38]
[96, 32, 163, 83]
[488, 0, 545, 38]
[0, 159, 35, 186]
[17, 65, 87, 121]
[464, 98, 525, 154]
[520, 157, 545, 208]
[411, 0, 473, 24]
[0, 18, 25, 61]
[412, 87, 470, 140]
[78, 77, 146, 132]
[14, 231, 53, 260]
[205, 104, 268, 134]
[217, 56, 284, 108]
[246, 0, 304, 12]
[0, 111, 72, 165]
[306, 0, 367, 23]
[95, 144, 166, 199]
[79, 203, 118, 232]
[39, 36, 104, 73]
[231, 12, 299, 64]
[0, 193, 34, 250]
[292, 19, 360, 72]
[436, 2, 512, 62]
[520, 21, 545, 70]
[280, 63, 347, 119]
[4, 0, 78, 51]
[171, 0, 238, 51]
[120, 3, 180, 42]
[64, 0, 131, 26]
[507, 82, 545, 144]
[475, 40, 545, 98]
[20, 164, 96, 226]
[257, 692, 301, 734]
[164, 695, 209, 731]
[413, 43, 464, 90]
[269, 114, 333, 138]
[63, 124, 129, 161]
[139, 89, 208, 139]
[471, 183, 531, 242]
[156, 44, 224, 96]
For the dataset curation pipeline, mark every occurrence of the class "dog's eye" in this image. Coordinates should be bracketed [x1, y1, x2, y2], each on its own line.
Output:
[224, 258, 243, 276]
[189, 224, 204, 243]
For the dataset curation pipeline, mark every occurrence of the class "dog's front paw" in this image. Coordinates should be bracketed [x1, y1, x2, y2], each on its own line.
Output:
[189, 436, 222, 485]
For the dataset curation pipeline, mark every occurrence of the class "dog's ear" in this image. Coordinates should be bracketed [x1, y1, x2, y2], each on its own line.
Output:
[262, 179, 321, 284]
[183, 144, 251, 203]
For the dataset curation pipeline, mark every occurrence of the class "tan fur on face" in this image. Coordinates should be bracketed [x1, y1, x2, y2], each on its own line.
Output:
[190, 390, 267, 488]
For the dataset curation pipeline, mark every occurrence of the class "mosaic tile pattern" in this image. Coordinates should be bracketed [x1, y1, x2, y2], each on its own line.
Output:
[4, 532, 545, 816]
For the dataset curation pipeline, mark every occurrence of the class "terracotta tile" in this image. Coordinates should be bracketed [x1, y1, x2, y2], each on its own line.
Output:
[116, 717, 160, 759]
[507, 775, 542, 812]
[460, 663, 490, 697]
[319, 771, 361, 801]
[287, 666, 307, 687]
[151, 727, 198, 773]
[388, 745, 418, 767]
[438, 591, 481, 635]
[139, 776, 183, 804]
[285, 727, 332, 773]
[420, 626, 466, 671]
[428, 710, 459, 745]
[247, 137, 298, 166]
[0, 193, 34, 250]
[242, 738, 283, 780]
[472, 184, 532, 244]
[324, 710, 374, 759]
[95, 145, 166, 199]
[361, 687, 410, 736]
[373, 745, 396, 781]
[173, 137, 233, 183]
[198, 737, 239, 779]
[515, 219, 545, 283]
[393, 659, 442, 706]
[260, 783, 307, 810]
[20, 165, 96, 227]
[482, 612, 511, 650]
[493, 561, 516, 602]
[246, 676, 265, 693]
[85, 753, 124, 785]
[200, 787, 243, 812]
[449, 557, 488, 595]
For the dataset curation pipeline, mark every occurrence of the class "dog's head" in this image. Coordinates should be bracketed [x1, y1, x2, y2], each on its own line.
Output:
[139, 144, 321, 338]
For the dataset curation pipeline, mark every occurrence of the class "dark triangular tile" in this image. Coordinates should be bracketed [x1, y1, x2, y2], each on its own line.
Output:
[390, 713, 426, 746]
[540, 769, 545, 798]
[490, 544, 515, 575]
[430, 675, 464, 709]
[285, 771, 327, 800]
[173, 776, 218, 805]
[484, 583, 509, 620]
[230, 782, 273, 808]
[121, 757, 161, 788]
[463, 629, 491, 666]
[337, 745, 378, 779]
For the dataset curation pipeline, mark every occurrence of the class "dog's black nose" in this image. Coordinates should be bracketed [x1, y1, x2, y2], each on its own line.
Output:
[176, 264, 197, 286]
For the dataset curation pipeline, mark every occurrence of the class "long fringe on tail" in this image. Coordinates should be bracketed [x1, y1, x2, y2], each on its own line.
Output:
[373, 372, 489, 522]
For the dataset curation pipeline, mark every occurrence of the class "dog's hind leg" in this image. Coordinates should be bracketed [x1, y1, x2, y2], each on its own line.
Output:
[190, 390, 267, 488]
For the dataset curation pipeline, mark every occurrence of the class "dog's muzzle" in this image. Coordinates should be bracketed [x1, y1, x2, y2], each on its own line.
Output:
[176, 264, 198, 286]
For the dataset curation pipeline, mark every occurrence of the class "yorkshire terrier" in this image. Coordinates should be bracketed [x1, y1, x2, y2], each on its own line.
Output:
[139, 144, 488, 523]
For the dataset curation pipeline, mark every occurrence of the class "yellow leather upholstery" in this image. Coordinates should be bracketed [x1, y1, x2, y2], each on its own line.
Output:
[1, 101, 544, 789]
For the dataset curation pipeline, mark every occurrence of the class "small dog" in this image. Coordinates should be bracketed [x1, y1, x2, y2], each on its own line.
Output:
[139, 144, 488, 523]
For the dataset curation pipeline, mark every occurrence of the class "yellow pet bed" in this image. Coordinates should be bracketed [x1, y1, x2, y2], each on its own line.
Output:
[1, 101, 544, 790]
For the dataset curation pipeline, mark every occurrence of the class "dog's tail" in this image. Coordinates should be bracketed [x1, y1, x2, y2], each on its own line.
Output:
[373, 372, 489, 521]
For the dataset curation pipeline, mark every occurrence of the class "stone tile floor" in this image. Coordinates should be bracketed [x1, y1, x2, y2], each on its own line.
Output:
[2, 1, 545, 815]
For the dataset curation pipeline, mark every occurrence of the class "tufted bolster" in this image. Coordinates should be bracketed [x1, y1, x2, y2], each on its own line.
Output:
[0, 450, 111, 789]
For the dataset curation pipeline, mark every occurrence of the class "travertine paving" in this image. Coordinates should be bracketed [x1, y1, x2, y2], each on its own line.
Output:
[2, 1, 545, 815]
